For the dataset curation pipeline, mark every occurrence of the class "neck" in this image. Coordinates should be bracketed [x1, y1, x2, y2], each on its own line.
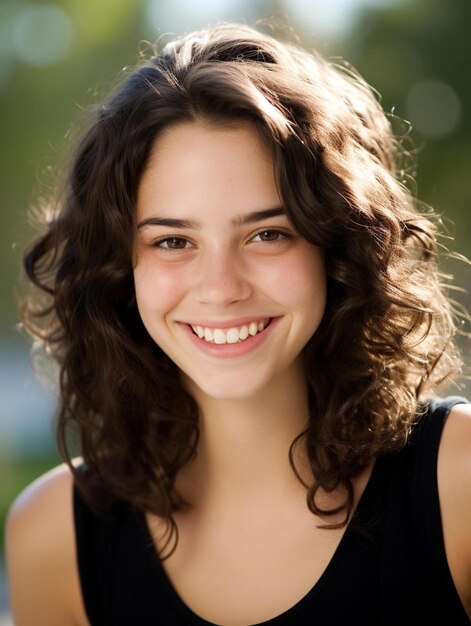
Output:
[177, 363, 313, 511]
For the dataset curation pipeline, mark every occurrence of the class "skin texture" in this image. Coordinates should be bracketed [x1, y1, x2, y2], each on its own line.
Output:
[5, 121, 471, 625]
[133, 121, 326, 405]
[437, 404, 471, 614]
[6, 463, 89, 626]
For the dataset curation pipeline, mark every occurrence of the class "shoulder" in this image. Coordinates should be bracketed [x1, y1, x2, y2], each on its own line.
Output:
[5, 459, 89, 626]
[7, 460, 75, 524]
[438, 400, 471, 482]
[6, 459, 81, 548]
[436, 400, 471, 617]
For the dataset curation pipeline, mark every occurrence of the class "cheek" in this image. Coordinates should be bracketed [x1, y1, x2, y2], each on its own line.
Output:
[133, 263, 186, 320]
[268, 249, 326, 312]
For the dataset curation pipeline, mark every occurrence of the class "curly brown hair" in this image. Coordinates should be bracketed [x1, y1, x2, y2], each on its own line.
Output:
[22, 22, 466, 551]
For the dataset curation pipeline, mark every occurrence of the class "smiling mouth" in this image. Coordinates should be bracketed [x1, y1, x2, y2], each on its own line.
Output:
[189, 319, 272, 344]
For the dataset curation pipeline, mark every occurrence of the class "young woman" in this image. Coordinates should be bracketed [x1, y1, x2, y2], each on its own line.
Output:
[6, 22, 471, 626]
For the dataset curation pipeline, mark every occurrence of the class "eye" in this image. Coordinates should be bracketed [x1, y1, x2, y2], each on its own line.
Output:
[152, 236, 194, 250]
[251, 229, 291, 243]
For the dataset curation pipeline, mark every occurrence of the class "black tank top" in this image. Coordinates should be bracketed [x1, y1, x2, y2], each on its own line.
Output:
[73, 396, 470, 625]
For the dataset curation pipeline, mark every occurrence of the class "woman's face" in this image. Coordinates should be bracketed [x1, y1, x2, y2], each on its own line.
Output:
[133, 121, 326, 401]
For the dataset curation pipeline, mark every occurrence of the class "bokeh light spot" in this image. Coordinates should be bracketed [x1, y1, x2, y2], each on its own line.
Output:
[145, 0, 251, 36]
[12, 4, 73, 67]
[406, 80, 462, 139]
[283, 0, 407, 39]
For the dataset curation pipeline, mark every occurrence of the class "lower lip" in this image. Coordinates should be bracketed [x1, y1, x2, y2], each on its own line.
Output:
[178, 318, 280, 359]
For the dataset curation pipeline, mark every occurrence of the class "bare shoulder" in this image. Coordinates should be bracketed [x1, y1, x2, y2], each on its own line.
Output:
[6, 459, 80, 550]
[437, 401, 471, 618]
[8, 460, 75, 523]
[439, 401, 471, 474]
[6, 459, 89, 626]
[438, 401, 471, 523]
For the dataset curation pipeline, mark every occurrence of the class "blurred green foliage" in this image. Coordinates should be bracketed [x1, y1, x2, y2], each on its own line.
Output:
[0, 0, 146, 337]
[1, 0, 470, 563]
[347, 0, 471, 258]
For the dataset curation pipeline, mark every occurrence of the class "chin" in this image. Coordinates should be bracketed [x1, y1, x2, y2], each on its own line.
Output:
[183, 372, 271, 403]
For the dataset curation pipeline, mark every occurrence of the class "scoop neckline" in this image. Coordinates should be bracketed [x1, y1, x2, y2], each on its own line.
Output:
[136, 460, 381, 626]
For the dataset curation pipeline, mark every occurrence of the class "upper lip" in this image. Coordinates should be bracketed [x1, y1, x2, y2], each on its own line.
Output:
[179, 316, 275, 329]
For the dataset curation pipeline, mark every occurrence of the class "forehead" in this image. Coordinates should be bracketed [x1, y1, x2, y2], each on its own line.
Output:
[144, 120, 273, 177]
[136, 121, 280, 220]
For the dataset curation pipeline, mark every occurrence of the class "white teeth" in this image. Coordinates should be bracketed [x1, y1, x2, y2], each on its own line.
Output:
[213, 329, 226, 344]
[226, 328, 240, 344]
[190, 320, 270, 344]
[239, 325, 249, 340]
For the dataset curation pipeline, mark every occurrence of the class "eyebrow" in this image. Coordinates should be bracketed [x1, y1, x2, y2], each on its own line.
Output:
[136, 207, 286, 230]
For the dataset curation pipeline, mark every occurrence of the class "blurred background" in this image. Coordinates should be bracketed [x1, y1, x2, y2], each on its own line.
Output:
[0, 0, 470, 620]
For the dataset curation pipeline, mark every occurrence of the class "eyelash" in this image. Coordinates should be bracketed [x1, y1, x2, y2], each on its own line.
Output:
[151, 229, 292, 253]
[152, 236, 193, 251]
[252, 229, 292, 243]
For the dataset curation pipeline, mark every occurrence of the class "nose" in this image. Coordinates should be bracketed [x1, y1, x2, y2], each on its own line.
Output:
[195, 246, 252, 307]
